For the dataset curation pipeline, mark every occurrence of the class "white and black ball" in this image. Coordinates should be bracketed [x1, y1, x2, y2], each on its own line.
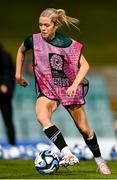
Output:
[35, 150, 59, 174]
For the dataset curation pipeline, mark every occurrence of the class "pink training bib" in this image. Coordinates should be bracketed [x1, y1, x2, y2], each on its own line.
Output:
[33, 33, 89, 106]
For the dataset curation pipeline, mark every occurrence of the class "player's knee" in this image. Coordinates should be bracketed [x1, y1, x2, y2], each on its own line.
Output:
[36, 112, 47, 123]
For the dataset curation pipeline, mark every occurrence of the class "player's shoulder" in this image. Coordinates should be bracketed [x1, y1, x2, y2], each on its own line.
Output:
[24, 34, 33, 43]
[24, 34, 33, 50]
[72, 38, 83, 46]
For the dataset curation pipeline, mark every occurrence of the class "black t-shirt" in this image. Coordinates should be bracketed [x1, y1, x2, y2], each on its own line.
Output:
[24, 35, 33, 50]
[23, 32, 72, 50]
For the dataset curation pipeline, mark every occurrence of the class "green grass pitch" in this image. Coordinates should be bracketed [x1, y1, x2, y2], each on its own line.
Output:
[0, 160, 117, 179]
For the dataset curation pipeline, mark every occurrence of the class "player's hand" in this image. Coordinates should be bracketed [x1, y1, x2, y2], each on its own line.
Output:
[66, 84, 77, 96]
[16, 77, 29, 87]
[0, 84, 8, 93]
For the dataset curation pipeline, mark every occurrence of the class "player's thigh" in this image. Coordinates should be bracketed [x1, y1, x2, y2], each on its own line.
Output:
[35, 96, 59, 119]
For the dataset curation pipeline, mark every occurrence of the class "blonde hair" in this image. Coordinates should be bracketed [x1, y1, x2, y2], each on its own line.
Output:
[40, 8, 80, 30]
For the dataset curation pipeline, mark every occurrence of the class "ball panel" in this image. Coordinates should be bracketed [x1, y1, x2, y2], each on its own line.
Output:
[35, 150, 59, 174]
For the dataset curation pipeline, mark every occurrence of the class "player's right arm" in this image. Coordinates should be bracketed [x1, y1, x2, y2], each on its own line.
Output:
[15, 42, 29, 87]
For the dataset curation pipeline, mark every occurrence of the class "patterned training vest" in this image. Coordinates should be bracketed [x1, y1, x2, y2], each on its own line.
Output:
[33, 33, 89, 106]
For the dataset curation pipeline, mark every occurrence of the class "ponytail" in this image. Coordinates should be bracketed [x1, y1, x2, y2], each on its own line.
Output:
[56, 9, 80, 30]
[40, 8, 80, 30]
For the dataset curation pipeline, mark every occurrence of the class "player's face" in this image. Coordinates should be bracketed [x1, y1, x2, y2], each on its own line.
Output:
[39, 16, 58, 41]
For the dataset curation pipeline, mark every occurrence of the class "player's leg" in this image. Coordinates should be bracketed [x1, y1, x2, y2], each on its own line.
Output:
[66, 104, 111, 174]
[35, 96, 78, 165]
[0, 94, 16, 145]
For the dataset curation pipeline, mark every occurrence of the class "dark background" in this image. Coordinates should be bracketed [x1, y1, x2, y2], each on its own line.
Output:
[0, 0, 117, 65]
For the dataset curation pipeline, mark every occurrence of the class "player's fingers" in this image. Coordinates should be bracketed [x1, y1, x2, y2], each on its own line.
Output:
[66, 89, 73, 96]
[22, 80, 29, 87]
[69, 89, 76, 96]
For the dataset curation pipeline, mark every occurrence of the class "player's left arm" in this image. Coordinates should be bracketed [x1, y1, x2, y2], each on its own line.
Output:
[15, 43, 29, 87]
[66, 55, 89, 96]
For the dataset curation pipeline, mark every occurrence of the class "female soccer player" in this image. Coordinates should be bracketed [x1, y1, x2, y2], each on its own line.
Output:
[15, 8, 111, 174]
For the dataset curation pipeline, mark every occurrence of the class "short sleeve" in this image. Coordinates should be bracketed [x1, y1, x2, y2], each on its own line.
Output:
[24, 35, 33, 50]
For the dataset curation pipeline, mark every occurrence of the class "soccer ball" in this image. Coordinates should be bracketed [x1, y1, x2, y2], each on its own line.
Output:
[35, 150, 59, 174]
